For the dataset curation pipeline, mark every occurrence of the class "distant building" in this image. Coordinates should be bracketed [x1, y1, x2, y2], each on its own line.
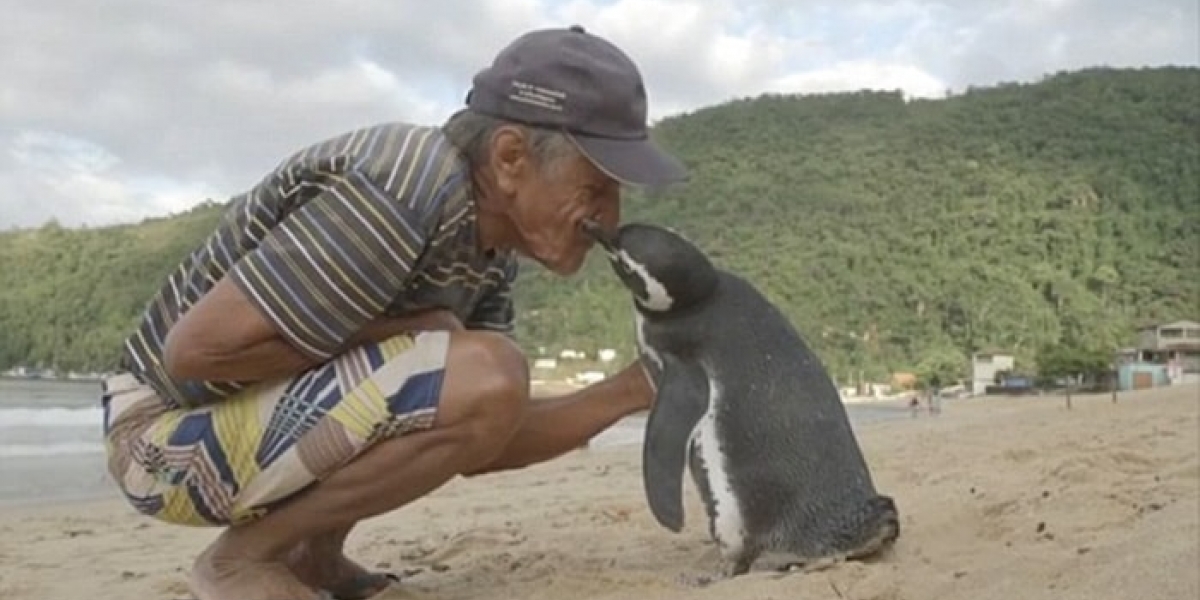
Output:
[971, 350, 1015, 396]
[1116, 320, 1200, 376]
[1116, 362, 1171, 391]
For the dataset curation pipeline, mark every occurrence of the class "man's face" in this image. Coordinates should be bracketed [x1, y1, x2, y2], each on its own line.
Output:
[495, 131, 622, 276]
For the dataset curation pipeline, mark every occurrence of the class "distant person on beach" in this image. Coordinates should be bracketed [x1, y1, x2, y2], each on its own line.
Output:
[928, 388, 942, 416]
[927, 374, 942, 416]
[100, 26, 685, 600]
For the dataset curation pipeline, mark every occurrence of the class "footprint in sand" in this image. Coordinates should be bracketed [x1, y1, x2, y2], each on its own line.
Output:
[155, 579, 191, 598]
[408, 526, 529, 565]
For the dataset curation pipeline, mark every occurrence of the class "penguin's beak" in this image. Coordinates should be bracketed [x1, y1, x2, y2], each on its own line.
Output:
[580, 218, 618, 253]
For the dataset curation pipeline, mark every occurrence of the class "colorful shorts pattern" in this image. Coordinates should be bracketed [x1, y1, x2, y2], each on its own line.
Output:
[102, 331, 450, 527]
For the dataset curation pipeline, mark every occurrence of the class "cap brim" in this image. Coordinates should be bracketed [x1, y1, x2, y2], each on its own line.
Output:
[568, 133, 688, 189]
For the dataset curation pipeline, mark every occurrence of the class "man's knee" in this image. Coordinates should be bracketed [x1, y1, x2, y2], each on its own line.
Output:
[435, 331, 529, 450]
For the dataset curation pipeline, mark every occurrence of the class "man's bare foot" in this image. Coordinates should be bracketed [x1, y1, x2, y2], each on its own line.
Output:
[190, 532, 325, 600]
[287, 539, 395, 600]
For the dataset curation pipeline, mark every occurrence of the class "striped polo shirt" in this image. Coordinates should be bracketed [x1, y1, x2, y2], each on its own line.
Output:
[119, 122, 517, 409]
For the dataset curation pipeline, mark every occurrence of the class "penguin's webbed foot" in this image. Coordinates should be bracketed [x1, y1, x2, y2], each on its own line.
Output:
[674, 554, 839, 587]
[759, 552, 844, 576]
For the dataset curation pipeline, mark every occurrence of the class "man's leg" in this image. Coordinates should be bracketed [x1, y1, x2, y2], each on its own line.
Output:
[185, 330, 529, 600]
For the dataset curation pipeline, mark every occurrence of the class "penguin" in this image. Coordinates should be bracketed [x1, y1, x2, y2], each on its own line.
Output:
[580, 219, 900, 580]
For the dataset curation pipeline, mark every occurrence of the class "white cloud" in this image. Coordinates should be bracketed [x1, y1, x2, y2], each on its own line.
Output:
[0, 0, 1195, 229]
[770, 60, 948, 99]
[5, 130, 225, 228]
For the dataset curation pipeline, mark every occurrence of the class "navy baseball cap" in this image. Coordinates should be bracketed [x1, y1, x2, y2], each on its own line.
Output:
[466, 25, 688, 188]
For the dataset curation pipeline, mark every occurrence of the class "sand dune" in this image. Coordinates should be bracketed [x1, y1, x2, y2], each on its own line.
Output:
[0, 384, 1195, 600]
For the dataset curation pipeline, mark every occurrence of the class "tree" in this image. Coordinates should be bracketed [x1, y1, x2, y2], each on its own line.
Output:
[914, 346, 968, 390]
[1036, 342, 1114, 408]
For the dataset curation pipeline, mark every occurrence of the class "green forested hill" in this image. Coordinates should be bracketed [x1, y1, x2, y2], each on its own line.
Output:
[3, 67, 1198, 383]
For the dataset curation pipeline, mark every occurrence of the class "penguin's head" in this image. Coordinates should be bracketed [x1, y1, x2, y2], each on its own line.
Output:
[581, 219, 718, 314]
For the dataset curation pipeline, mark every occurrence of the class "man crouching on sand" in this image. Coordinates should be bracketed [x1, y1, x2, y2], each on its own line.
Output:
[100, 25, 686, 600]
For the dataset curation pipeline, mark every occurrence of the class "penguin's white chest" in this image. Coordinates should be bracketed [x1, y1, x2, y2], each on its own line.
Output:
[690, 375, 747, 559]
[634, 311, 663, 371]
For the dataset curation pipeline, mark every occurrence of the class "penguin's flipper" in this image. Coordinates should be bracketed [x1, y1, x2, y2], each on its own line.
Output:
[642, 353, 710, 532]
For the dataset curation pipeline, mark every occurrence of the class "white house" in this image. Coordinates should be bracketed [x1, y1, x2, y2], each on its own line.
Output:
[971, 350, 1015, 396]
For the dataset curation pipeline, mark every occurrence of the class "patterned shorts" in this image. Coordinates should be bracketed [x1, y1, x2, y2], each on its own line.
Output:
[102, 331, 450, 527]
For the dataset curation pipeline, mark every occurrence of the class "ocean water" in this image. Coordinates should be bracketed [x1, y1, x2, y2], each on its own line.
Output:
[0, 378, 111, 506]
[0, 378, 910, 507]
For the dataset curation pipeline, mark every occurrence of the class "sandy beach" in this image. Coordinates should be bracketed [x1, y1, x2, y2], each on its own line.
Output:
[0, 383, 1195, 600]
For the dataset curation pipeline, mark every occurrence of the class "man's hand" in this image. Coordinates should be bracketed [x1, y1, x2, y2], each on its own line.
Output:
[605, 359, 656, 413]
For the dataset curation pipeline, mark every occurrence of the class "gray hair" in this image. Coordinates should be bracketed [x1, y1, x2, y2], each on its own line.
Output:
[442, 108, 580, 177]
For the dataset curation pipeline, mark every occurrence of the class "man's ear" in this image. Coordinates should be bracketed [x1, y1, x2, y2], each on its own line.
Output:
[489, 125, 531, 197]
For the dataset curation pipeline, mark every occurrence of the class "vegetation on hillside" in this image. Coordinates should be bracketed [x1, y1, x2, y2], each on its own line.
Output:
[2, 67, 1197, 385]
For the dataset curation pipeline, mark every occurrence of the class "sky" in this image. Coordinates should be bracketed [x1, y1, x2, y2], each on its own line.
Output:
[2, 0, 1196, 230]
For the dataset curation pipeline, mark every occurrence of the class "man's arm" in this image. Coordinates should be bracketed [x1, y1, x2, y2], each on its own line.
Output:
[464, 359, 654, 476]
[163, 169, 432, 383]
